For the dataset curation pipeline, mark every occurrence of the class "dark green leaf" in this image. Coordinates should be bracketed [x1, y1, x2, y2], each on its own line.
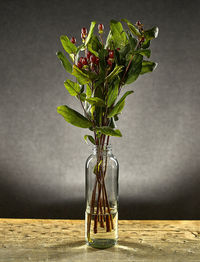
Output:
[99, 49, 108, 73]
[80, 85, 84, 93]
[57, 51, 72, 73]
[107, 80, 119, 107]
[108, 91, 133, 118]
[122, 18, 142, 37]
[60, 35, 77, 54]
[72, 65, 90, 85]
[144, 26, 159, 40]
[125, 54, 143, 84]
[84, 135, 95, 145]
[114, 115, 119, 121]
[119, 44, 131, 61]
[106, 65, 124, 83]
[142, 40, 150, 49]
[64, 79, 80, 96]
[57, 105, 92, 128]
[79, 93, 86, 102]
[110, 20, 128, 48]
[127, 31, 137, 50]
[85, 21, 96, 46]
[135, 49, 151, 58]
[140, 61, 157, 74]
[96, 126, 122, 137]
[87, 35, 102, 57]
[85, 97, 105, 107]
[109, 117, 116, 128]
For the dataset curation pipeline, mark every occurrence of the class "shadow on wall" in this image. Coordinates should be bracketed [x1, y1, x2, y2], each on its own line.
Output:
[0, 167, 200, 219]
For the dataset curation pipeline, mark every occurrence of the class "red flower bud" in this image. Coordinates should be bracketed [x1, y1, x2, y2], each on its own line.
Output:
[82, 57, 88, 65]
[86, 51, 92, 60]
[70, 37, 76, 44]
[109, 50, 114, 58]
[90, 54, 96, 63]
[81, 27, 87, 34]
[107, 59, 112, 66]
[98, 23, 104, 31]
[77, 61, 83, 69]
[95, 57, 99, 65]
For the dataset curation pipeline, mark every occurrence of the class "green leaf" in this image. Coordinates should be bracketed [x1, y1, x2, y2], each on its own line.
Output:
[60, 35, 77, 54]
[85, 21, 96, 46]
[99, 48, 108, 73]
[127, 31, 137, 50]
[57, 51, 72, 73]
[85, 97, 105, 107]
[109, 117, 116, 128]
[86, 84, 92, 98]
[110, 20, 128, 48]
[84, 135, 95, 145]
[107, 81, 119, 107]
[64, 79, 80, 96]
[125, 54, 143, 84]
[135, 49, 151, 58]
[122, 18, 142, 37]
[142, 39, 150, 49]
[72, 65, 90, 85]
[108, 91, 133, 118]
[57, 105, 92, 128]
[96, 126, 122, 137]
[79, 93, 86, 102]
[106, 65, 124, 83]
[144, 26, 159, 40]
[119, 44, 131, 62]
[105, 30, 113, 49]
[140, 61, 157, 74]
[87, 35, 102, 57]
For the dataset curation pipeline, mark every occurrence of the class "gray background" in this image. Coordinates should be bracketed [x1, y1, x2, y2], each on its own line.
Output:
[0, 0, 200, 219]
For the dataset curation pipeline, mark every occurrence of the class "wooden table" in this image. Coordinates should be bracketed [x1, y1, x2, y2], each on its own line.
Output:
[0, 219, 199, 261]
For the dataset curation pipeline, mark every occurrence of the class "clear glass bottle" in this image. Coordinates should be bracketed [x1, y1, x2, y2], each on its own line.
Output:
[85, 144, 119, 249]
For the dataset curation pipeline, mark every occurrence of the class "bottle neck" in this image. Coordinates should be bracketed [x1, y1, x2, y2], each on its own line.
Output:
[92, 144, 112, 156]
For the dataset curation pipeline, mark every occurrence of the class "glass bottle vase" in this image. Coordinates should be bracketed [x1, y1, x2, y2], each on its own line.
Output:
[85, 144, 119, 249]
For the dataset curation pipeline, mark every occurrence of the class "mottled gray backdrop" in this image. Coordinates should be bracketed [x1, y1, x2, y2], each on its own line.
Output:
[0, 0, 200, 219]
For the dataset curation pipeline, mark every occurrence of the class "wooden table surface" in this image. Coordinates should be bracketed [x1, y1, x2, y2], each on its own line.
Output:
[0, 219, 200, 261]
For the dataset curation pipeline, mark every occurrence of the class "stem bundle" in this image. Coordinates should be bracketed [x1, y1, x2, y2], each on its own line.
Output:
[87, 135, 114, 238]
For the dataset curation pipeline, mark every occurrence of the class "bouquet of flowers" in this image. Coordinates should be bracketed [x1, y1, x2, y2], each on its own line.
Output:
[57, 19, 158, 242]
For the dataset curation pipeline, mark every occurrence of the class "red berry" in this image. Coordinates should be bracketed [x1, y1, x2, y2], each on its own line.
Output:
[86, 51, 92, 60]
[107, 59, 112, 66]
[95, 57, 99, 65]
[109, 50, 114, 58]
[90, 54, 96, 63]
[79, 57, 84, 63]
[70, 37, 76, 44]
[77, 61, 83, 69]
[98, 23, 104, 31]
[81, 27, 87, 34]
[82, 57, 88, 65]
[117, 48, 120, 51]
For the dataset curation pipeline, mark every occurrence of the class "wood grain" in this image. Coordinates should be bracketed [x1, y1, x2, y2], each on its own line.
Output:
[0, 219, 199, 261]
